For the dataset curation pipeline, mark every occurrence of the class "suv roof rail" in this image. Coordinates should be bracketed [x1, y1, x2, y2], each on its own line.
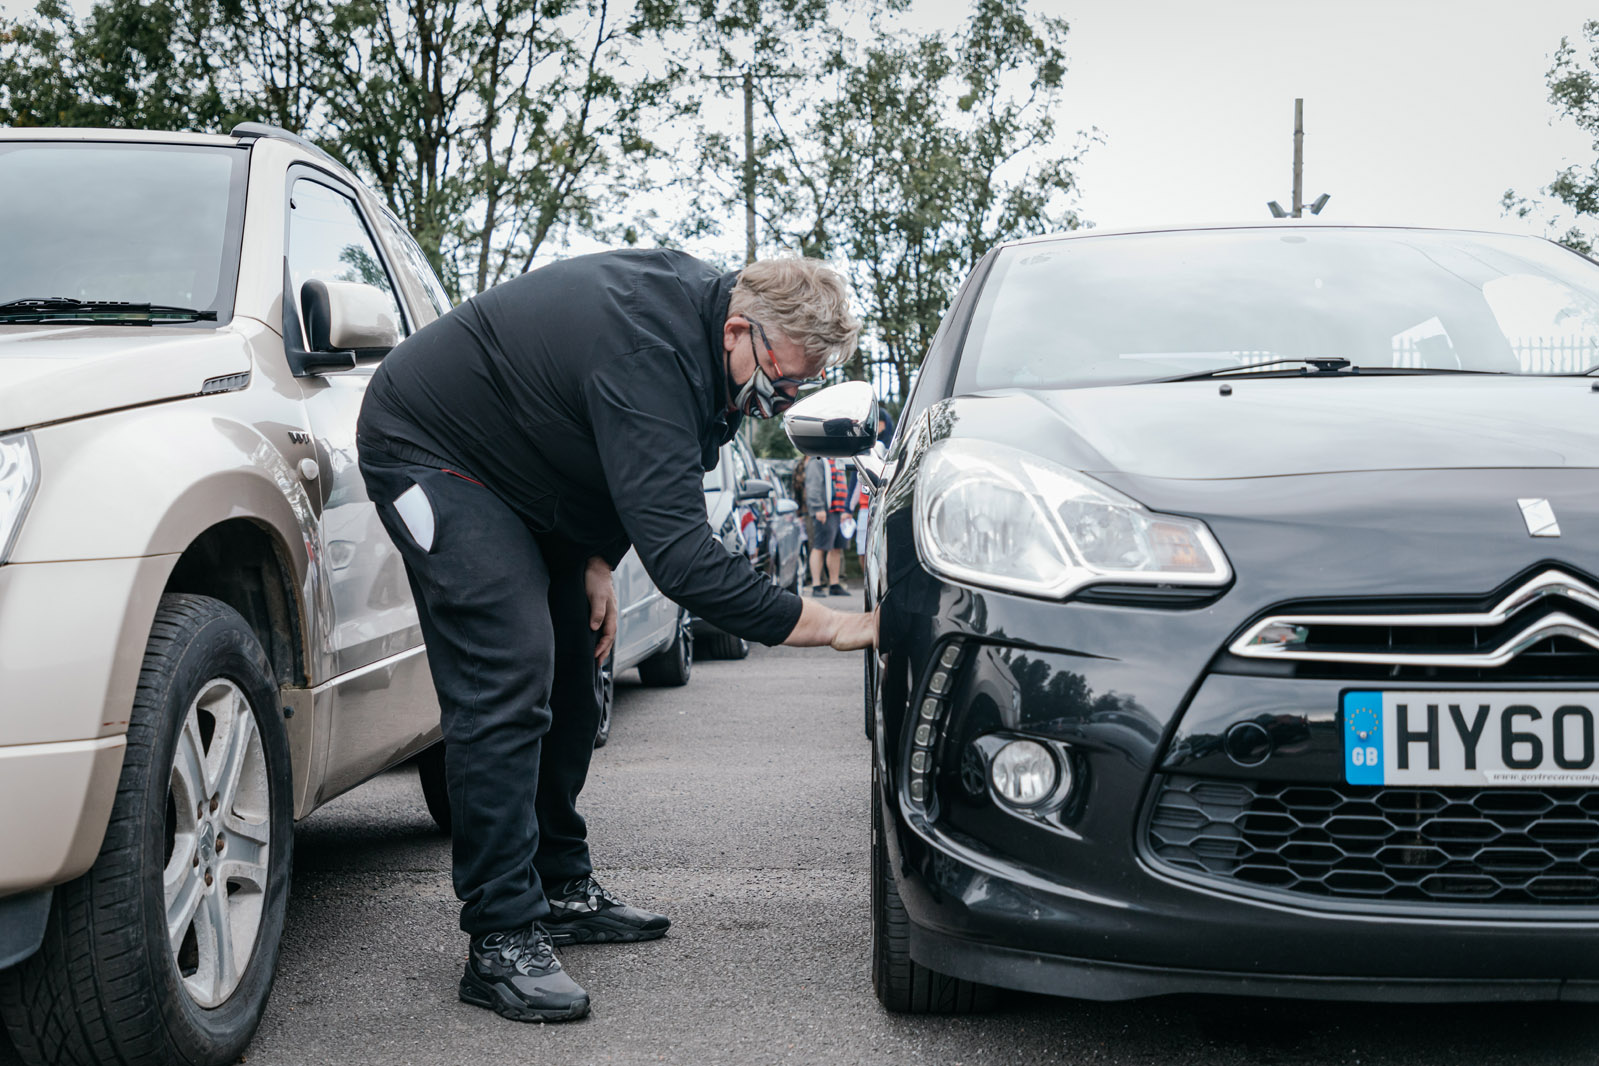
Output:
[230, 122, 346, 170]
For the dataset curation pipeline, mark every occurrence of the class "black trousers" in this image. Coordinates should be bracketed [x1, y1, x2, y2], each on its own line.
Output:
[358, 447, 601, 936]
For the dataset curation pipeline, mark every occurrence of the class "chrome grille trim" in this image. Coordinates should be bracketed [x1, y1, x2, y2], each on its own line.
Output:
[1231, 569, 1599, 667]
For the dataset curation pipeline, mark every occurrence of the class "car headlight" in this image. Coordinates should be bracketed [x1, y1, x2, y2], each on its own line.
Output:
[0, 433, 39, 565]
[913, 438, 1230, 598]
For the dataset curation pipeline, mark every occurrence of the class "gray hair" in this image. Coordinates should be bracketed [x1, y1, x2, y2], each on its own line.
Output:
[729, 257, 861, 372]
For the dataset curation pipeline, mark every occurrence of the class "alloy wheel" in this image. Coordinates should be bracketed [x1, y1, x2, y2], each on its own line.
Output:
[163, 678, 271, 1009]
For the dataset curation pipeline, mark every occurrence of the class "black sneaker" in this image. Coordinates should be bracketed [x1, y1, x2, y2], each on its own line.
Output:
[829, 583, 850, 597]
[810, 585, 828, 597]
[544, 875, 670, 945]
[459, 925, 590, 1023]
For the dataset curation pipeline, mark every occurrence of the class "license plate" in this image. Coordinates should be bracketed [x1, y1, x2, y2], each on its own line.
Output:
[1342, 690, 1599, 787]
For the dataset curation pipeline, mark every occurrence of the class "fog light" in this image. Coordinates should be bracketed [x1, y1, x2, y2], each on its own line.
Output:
[989, 739, 1059, 807]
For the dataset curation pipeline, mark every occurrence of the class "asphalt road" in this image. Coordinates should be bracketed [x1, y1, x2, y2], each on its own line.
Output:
[8, 640, 1599, 1065]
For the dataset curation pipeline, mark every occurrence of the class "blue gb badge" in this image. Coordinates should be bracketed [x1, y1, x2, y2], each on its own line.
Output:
[1343, 691, 1384, 785]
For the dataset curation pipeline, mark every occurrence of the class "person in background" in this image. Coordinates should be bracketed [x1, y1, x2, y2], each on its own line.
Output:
[804, 454, 850, 596]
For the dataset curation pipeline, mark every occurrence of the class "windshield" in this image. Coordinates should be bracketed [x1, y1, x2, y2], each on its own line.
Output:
[958, 228, 1599, 390]
[0, 141, 246, 323]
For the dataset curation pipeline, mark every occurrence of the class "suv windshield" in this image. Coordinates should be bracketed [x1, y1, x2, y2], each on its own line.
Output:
[0, 142, 246, 325]
[958, 228, 1599, 390]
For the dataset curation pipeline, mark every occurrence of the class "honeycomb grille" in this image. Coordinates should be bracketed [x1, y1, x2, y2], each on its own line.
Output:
[1147, 775, 1599, 905]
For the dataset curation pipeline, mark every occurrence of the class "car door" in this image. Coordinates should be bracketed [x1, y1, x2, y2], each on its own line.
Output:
[286, 169, 437, 799]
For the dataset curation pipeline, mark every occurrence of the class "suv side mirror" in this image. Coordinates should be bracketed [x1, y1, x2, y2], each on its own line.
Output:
[303, 279, 402, 355]
[737, 477, 775, 502]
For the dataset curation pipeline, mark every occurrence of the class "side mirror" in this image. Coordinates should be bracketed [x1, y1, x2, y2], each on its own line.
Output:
[783, 380, 889, 491]
[303, 279, 402, 355]
[776, 498, 798, 516]
[782, 380, 878, 458]
[737, 477, 775, 502]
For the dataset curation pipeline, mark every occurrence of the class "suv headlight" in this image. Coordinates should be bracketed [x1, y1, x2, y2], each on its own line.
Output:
[913, 438, 1230, 598]
[0, 433, 39, 564]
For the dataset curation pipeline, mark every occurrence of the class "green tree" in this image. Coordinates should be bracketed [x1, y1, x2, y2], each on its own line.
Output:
[816, 0, 1089, 400]
[1503, 19, 1599, 253]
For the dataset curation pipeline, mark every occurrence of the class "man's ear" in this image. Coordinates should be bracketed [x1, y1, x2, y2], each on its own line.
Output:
[722, 314, 748, 355]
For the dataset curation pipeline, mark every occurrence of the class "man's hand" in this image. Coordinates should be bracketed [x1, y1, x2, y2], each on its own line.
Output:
[782, 598, 878, 650]
[813, 510, 826, 524]
[828, 607, 878, 651]
[585, 556, 618, 661]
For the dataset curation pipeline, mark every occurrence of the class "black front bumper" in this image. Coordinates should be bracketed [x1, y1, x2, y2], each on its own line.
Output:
[871, 548, 1599, 1000]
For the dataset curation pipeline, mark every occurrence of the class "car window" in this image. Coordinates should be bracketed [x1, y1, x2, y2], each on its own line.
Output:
[375, 206, 453, 318]
[288, 177, 406, 343]
[958, 229, 1599, 390]
[0, 142, 245, 321]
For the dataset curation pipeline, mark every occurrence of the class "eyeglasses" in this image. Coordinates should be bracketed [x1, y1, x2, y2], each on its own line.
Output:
[746, 316, 822, 416]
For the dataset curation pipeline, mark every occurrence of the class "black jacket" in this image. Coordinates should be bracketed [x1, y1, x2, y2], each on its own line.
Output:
[357, 248, 803, 646]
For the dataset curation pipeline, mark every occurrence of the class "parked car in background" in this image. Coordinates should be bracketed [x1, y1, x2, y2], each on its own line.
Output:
[695, 435, 780, 659]
[0, 124, 458, 1066]
[758, 457, 806, 595]
[415, 545, 690, 832]
[791, 224, 1599, 1013]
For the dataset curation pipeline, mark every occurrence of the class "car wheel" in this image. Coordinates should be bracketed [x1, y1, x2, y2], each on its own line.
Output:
[638, 611, 693, 687]
[416, 743, 451, 835]
[871, 763, 996, 1014]
[594, 653, 615, 748]
[0, 594, 293, 1066]
[696, 629, 749, 661]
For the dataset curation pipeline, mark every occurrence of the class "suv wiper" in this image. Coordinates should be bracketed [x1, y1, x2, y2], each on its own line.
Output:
[1158, 357, 1353, 382]
[0, 297, 217, 324]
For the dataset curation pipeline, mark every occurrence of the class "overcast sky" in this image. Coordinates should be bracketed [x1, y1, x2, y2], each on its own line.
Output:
[3, 0, 1594, 240]
[1015, 0, 1596, 235]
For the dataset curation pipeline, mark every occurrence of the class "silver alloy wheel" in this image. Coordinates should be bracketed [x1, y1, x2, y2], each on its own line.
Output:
[163, 678, 271, 1009]
[678, 614, 693, 674]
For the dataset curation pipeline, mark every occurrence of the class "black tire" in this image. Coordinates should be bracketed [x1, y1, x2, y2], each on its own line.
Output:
[594, 653, 615, 748]
[0, 594, 294, 1066]
[416, 742, 452, 835]
[696, 629, 749, 661]
[871, 764, 996, 1014]
[637, 611, 693, 687]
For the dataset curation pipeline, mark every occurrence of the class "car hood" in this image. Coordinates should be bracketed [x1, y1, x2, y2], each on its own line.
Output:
[952, 376, 1599, 480]
[0, 324, 252, 432]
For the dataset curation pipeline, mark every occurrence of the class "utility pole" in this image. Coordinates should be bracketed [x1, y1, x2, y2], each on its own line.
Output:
[743, 70, 757, 264]
[1292, 97, 1304, 218]
[1267, 97, 1329, 220]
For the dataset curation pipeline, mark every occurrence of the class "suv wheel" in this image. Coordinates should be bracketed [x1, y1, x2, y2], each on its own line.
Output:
[637, 611, 693, 687]
[0, 594, 293, 1066]
[870, 763, 996, 1014]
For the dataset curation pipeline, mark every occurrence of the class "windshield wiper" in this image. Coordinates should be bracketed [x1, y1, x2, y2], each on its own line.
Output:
[1158, 357, 1354, 382]
[0, 297, 217, 324]
[1155, 357, 1511, 383]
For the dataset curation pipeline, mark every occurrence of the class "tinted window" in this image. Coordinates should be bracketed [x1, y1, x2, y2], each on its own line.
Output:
[288, 177, 405, 343]
[959, 229, 1599, 391]
[0, 142, 244, 318]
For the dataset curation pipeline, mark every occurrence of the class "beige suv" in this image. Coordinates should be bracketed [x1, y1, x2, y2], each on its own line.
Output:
[0, 125, 449, 1065]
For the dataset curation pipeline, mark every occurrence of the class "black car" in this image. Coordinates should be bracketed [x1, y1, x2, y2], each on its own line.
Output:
[787, 224, 1599, 1011]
